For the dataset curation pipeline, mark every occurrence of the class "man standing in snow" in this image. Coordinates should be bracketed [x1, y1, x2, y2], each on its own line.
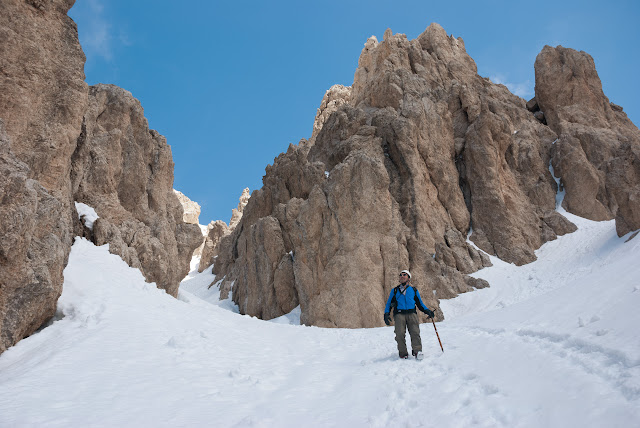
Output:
[384, 270, 435, 359]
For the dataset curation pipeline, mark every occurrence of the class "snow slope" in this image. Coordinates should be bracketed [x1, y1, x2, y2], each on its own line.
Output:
[0, 214, 638, 427]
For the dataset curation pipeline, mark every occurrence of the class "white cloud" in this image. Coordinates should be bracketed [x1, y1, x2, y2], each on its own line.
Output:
[490, 74, 534, 99]
[71, 0, 128, 63]
[84, 19, 113, 61]
[86, 0, 104, 13]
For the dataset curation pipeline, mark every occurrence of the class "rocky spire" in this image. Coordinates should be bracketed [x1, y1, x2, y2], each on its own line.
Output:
[174, 189, 202, 225]
[534, 45, 640, 235]
[211, 23, 639, 328]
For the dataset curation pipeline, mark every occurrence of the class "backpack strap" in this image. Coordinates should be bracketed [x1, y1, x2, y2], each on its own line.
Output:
[412, 286, 428, 312]
[390, 285, 400, 311]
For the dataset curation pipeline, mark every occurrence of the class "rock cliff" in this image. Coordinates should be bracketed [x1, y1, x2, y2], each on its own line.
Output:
[534, 46, 640, 236]
[199, 188, 250, 273]
[0, 0, 202, 354]
[71, 84, 203, 297]
[2, 1, 638, 351]
[212, 24, 638, 328]
[174, 190, 202, 225]
[0, 0, 87, 354]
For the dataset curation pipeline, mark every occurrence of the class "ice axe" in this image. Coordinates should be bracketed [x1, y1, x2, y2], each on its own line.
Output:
[431, 317, 444, 352]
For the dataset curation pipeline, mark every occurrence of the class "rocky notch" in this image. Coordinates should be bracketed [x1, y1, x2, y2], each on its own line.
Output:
[174, 189, 211, 259]
[210, 23, 638, 328]
[0, 1, 202, 354]
[199, 188, 250, 273]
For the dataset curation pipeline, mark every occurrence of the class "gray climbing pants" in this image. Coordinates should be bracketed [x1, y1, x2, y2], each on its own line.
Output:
[394, 312, 422, 357]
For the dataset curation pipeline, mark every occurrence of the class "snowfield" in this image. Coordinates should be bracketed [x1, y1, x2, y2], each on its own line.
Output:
[1, 212, 639, 427]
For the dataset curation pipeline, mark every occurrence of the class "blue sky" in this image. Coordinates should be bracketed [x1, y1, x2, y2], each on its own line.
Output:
[69, 0, 639, 225]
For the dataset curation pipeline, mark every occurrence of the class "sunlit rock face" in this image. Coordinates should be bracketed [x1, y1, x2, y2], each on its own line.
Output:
[216, 24, 631, 328]
[215, 26, 639, 328]
[174, 190, 202, 225]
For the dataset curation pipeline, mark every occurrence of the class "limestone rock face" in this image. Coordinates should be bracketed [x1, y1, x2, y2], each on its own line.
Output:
[212, 23, 599, 328]
[535, 46, 640, 236]
[0, 1, 206, 355]
[198, 220, 230, 271]
[310, 85, 353, 145]
[0, 0, 88, 193]
[199, 188, 250, 273]
[173, 189, 206, 258]
[174, 190, 201, 225]
[0, 0, 87, 354]
[229, 188, 251, 230]
[71, 84, 203, 297]
[0, 122, 71, 354]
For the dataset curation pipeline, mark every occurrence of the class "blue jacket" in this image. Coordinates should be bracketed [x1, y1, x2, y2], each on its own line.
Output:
[384, 284, 430, 314]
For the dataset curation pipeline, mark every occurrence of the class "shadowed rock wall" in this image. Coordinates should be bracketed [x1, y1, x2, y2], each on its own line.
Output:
[199, 188, 250, 272]
[0, 0, 87, 354]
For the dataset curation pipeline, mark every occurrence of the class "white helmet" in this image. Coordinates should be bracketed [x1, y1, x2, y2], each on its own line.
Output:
[400, 269, 411, 278]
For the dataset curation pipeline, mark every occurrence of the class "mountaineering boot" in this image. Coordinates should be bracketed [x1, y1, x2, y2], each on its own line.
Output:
[413, 350, 424, 360]
[399, 354, 409, 359]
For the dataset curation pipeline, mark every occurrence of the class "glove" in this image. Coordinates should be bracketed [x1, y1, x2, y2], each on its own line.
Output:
[384, 313, 391, 325]
[425, 308, 435, 318]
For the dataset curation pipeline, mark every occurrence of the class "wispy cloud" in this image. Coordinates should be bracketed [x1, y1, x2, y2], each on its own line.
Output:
[71, 0, 127, 63]
[85, 22, 112, 61]
[490, 74, 534, 99]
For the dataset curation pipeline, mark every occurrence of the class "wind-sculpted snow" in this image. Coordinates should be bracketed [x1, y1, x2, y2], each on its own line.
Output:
[0, 214, 639, 426]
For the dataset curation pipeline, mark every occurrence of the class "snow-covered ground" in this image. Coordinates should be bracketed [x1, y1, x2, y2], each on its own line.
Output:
[1, 213, 639, 427]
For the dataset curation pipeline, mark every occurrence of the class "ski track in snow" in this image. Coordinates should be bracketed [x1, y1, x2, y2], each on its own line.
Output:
[0, 214, 639, 427]
[458, 325, 640, 401]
